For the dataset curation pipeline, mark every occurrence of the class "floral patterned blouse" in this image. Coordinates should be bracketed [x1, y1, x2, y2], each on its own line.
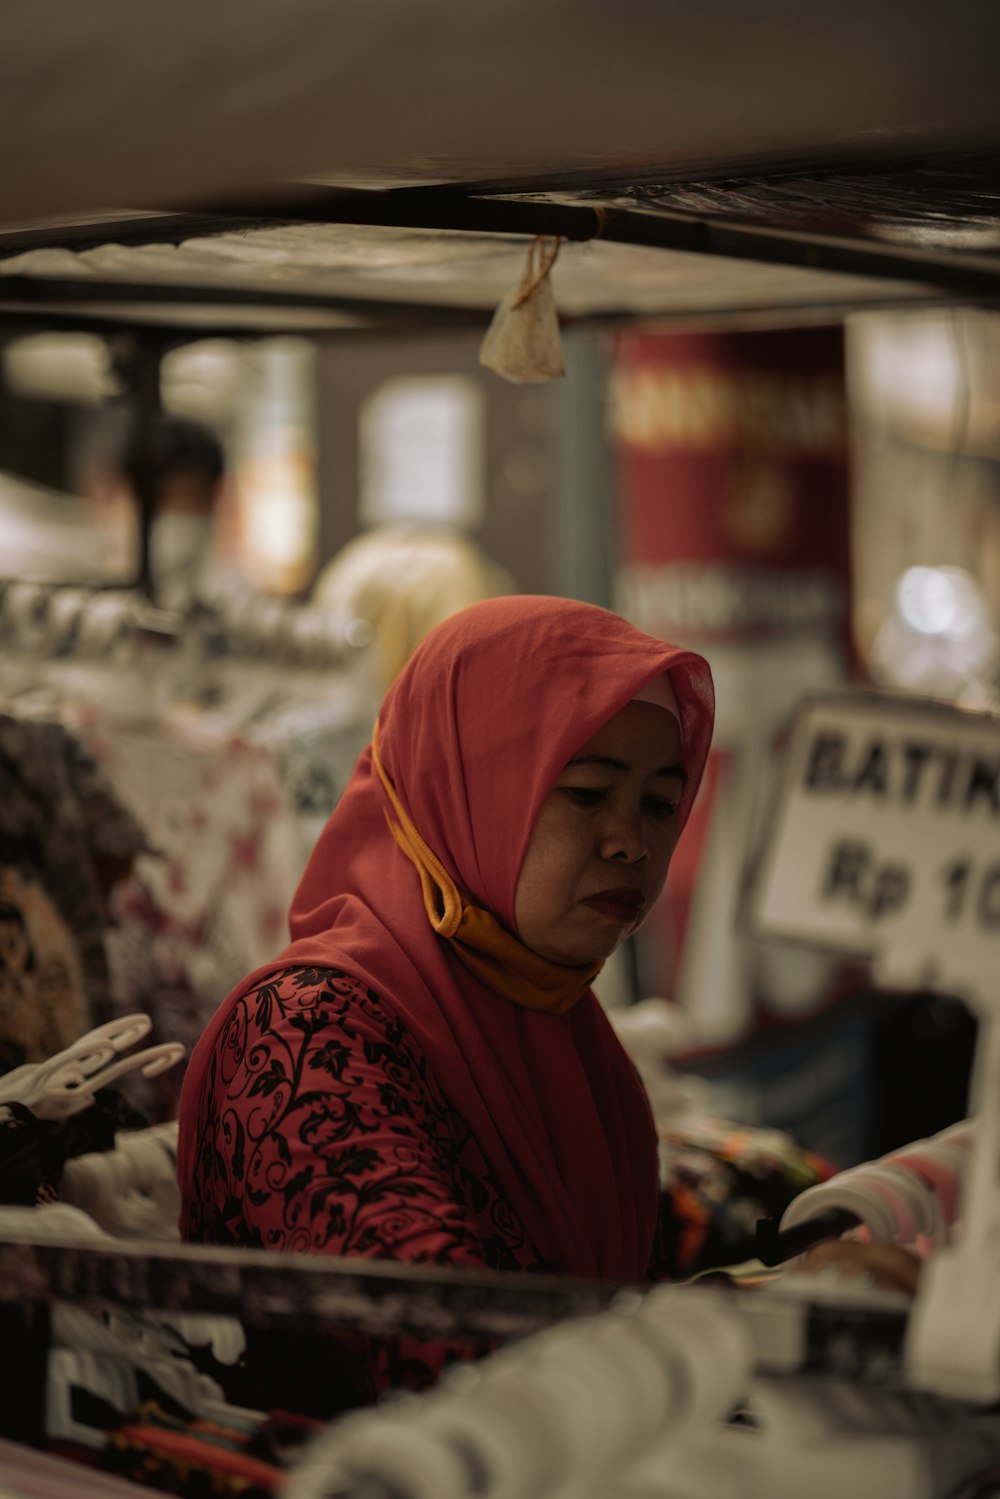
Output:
[183, 965, 825, 1414]
[183, 965, 548, 1412]
[184, 966, 543, 1274]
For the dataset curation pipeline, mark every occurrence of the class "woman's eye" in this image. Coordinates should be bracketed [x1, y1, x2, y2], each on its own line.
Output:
[561, 787, 606, 807]
[644, 797, 678, 820]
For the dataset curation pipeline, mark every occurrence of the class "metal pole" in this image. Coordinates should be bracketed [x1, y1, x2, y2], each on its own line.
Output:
[112, 335, 165, 600]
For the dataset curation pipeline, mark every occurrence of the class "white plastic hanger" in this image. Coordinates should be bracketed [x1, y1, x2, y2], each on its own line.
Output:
[0, 1015, 184, 1121]
[0, 1015, 151, 1105]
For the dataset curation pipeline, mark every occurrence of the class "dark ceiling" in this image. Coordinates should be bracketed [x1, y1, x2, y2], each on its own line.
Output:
[0, 2, 998, 338]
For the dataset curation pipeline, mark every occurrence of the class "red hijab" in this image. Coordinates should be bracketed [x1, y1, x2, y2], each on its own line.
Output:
[179, 596, 714, 1280]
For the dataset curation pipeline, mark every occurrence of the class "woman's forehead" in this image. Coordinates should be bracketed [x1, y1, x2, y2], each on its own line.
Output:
[567, 700, 684, 769]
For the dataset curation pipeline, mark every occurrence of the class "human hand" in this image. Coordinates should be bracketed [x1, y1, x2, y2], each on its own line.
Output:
[793, 1238, 923, 1296]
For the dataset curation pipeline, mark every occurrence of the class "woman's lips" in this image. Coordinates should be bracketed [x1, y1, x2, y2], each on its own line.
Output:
[581, 890, 645, 924]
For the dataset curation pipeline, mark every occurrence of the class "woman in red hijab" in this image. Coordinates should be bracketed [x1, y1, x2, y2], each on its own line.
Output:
[178, 594, 714, 1405]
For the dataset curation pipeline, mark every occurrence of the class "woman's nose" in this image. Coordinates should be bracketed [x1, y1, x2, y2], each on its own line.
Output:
[599, 811, 650, 865]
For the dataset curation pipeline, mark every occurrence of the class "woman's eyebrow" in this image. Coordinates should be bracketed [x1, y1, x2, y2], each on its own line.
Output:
[565, 754, 688, 782]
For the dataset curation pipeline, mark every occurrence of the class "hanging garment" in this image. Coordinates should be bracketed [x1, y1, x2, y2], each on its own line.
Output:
[180, 656, 377, 857]
[0, 586, 367, 1119]
[63, 705, 304, 1120]
[0, 715, 146, 1072]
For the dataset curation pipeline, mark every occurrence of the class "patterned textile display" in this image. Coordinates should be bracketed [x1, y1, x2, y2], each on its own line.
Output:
[66, 704, 305, 1122]
[0, 585, 373, 1120]
[45, 1399, 320, 1494]
[656, 1111, 834, 1276]
[0, 715, 147, 1072]
[104, 1409, 284, 1498]
[184, 669, 375, 857]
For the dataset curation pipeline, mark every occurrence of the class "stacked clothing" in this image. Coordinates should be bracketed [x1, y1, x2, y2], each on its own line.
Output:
[83, 1403, 319, 1497]
[656, 1110, 834, 1277]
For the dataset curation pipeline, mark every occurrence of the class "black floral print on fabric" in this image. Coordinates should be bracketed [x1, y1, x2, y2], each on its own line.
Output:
[185, 966, 548, 1410]
[0, 714, 147, 1072]
[186, 966, 545, 1274]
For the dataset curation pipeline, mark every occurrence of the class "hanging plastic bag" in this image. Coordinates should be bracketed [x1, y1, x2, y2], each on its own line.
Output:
[479, 236, 564, 384]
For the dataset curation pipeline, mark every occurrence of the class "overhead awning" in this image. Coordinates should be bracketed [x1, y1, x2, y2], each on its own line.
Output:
[0, 213, 941, 338]
[0, 1, 998, 337]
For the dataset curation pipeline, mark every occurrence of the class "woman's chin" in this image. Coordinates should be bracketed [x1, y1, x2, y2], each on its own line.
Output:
[534, 938, 620, 969]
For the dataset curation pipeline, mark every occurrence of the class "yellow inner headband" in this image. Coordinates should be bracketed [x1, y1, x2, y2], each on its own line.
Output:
[371, 721, 599, 1015]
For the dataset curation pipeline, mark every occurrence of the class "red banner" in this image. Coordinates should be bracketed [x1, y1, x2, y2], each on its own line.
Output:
[612, 327, 856, 1056]
[612, 327, 852, 650]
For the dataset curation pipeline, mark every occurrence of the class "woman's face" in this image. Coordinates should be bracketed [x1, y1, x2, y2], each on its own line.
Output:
[514, 699, 686, 968]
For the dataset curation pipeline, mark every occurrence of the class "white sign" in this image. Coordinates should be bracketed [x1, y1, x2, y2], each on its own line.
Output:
[744, 692, 1000, 1010]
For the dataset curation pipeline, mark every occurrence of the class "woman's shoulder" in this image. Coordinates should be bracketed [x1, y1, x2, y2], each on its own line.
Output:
[234, 964, 417, 1058]
[200, 963, 461, 1163]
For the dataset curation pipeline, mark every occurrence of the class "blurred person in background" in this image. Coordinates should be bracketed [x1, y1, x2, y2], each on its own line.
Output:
[313, 521, 515, 694]
[84, 413, 233, 609]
